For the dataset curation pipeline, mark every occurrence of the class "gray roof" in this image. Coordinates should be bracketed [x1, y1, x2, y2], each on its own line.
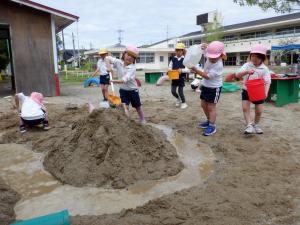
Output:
[147, 38, 175, 47]
[180, 12, 300, 38]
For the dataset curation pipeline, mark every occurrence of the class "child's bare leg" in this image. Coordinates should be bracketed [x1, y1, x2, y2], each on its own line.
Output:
[123, 104, 130, 117]
[254, 104, 263, 124]
[242, 100, 252, 125]
[100, 85, 107, 100]
[207, 103, 217, 124]
[136, 106, 146, 123]
[104, 84, 109, 100]
[201, 100, 209, 120]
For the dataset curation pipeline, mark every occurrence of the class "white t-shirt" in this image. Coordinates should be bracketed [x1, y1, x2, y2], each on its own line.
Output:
[109, 57, 138, 91]
[191, 78, 201, 87]
[97, 57, 111, 76]
[238, 62, 271, 90]
[17, 93, 45, 120]
[202, 58, 223, 88]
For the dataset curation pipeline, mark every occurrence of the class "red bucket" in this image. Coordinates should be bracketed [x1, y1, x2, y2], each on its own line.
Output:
[245, 78, 266, 101]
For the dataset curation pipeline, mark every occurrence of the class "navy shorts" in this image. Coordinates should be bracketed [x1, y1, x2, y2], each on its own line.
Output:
[21, 117, 46, 126]
[99, 74, 110, 85]
[242, 89, 264, 105]
[171, 75, 185, 87]
[119, 89, 141, 108]
[200, 86, 222, 104]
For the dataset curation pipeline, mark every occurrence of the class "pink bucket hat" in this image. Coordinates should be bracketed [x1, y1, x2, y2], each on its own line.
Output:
[250, 44, 267, 55]
[30, 92, 44, 106]
[206, 41, 226, 59]
[126, 45, 139, 58]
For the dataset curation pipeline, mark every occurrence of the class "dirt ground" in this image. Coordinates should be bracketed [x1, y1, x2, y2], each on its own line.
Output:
[0, 80, 300, 225]
[0, 178, 20, 225]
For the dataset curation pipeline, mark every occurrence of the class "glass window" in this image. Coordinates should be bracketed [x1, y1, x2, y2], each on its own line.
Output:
[241, 32, 255, 39]
[168, 44, 174, 48]
[137, 52, 155, 64]
[240, 52, 250, 65]
[160, 56, 164, 62]
[276, 27, 295, 36]
[224, 53, 236, 66]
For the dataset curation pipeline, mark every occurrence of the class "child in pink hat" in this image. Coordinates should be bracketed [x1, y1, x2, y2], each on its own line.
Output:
[108, 45, 146, 123]
[15, 92, 49, 133]
[191, 41, 226, 136]
[234, 44, 271, 134]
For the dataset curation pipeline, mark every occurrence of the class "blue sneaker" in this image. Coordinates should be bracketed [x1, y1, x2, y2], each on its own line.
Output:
[198, 120, 209, 129]
[203, 125, 216, 136]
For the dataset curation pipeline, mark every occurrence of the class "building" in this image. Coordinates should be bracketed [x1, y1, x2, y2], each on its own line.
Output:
[178, 12, 300, 66]
[85, 42, 176, 71]
[0, 0, 78, 96]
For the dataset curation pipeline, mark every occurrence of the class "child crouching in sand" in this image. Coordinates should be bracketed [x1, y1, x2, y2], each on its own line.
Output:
[14, 92, 49, 133]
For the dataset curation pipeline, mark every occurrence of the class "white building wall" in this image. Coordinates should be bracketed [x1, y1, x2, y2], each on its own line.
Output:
[136, 52, 170, 71]
[148, 38, 178, 49]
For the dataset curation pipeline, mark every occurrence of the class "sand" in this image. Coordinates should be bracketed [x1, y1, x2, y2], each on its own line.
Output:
[0, 81, 300, 225]
[0, 178, 20, 225]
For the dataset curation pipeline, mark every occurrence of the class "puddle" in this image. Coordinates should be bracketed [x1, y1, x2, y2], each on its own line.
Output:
[0, 125, 215, 220]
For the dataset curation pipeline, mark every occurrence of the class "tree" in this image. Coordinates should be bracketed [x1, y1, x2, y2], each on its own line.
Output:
[233, 0, 300, 13]
[203, 13, 224, 43]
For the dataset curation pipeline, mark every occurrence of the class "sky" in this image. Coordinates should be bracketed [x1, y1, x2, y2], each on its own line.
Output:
[32, 0, 284, 49]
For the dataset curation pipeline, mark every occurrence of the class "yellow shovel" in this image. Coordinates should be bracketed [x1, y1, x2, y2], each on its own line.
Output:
[107, 72, 122, 106]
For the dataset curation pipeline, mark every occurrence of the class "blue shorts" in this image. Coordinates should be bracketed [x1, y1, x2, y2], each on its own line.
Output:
[200, 86, 222, 104]
[99, 74, 110, 85]
[119, 89, 141, 108]
[242, 89, 264, 105]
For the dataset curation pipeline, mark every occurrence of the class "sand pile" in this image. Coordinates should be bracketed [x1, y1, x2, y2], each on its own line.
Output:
[0, 178, 20, 225]
[43, 109, 183, 189]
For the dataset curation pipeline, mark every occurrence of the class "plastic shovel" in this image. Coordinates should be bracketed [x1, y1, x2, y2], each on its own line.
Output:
[107, 72, 122, 106]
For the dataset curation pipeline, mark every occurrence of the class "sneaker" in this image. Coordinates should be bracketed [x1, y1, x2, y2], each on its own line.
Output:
[198, 120, 209, 129]
[180, 103, 188, 109]
[203, 125, 216, 136]
[43, 122, 50, 131]
[20, 125, 27, 133]
[253, 124, 263, 134]
[175, 99, 181, 107]
[244, 124, 255, 134]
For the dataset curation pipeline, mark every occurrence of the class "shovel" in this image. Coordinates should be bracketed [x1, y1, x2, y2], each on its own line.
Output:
[107, 72, 122, 106]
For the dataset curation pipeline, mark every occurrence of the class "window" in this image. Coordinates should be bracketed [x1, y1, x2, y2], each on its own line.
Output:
[224, 53, 236, 66]
[136, 52, 155, 63]
[112, 53, 120, 59]
[276, 27, 295, 36]
[241, 32, 255, 39]
[160, 56, 164, 62]
[194, 39, 202, 44]
[222, 35, 238, 42]
[168, 44, 174, 48]
[255, 31, 272, 38]
[240, 52, 250, 65]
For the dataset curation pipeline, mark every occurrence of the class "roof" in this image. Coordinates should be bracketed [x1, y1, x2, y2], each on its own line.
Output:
[180, 12, 300, 39]
[147, 38, 175, 47]
[9, 0, 79, 32]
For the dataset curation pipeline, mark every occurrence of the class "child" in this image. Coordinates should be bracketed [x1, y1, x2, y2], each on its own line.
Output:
[235, 44, 271, 134]
[109, 45, 146, 123]
[14, 92, 49, 133]
[191, 75, 202, 92]
[191, 41, 226, 136]
[92, 48, 112, 101]
[168, 43, 190, 109]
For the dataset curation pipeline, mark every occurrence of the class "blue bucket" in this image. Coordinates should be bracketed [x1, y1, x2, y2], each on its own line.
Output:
[10, 210, 70, 225]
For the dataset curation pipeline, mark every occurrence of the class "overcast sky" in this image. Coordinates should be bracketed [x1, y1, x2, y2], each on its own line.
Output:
[33, 0, 283, 49]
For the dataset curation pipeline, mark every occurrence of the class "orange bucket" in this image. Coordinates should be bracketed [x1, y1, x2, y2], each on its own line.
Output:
[168, 70, 179, 80]
[245, 78, 266, 101]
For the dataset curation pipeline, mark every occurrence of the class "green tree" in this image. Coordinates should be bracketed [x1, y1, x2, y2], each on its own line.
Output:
[233, 0, 300, 13]
[203, 14, 224, 43]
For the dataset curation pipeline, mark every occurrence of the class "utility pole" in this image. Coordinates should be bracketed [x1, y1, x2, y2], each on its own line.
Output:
[117, 29, 124, 44]
[62, 29, 66, 64]
[72, 32, 76, 67]
[76, 21, 81, 68]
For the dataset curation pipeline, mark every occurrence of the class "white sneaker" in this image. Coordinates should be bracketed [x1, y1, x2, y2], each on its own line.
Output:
[180, 103, 188, 109]
[244, 124, 255, 134]
[253, 124, 263, 134]
[175, 99, 181, 107]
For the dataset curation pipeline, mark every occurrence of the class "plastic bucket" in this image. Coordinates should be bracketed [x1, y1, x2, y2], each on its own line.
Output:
[168, 70, 179, 80]
[10, 210, 70, 225]
[245, 78, 266, 101]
